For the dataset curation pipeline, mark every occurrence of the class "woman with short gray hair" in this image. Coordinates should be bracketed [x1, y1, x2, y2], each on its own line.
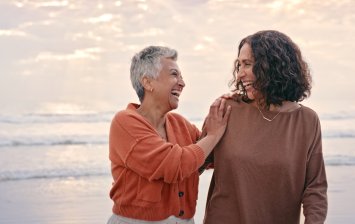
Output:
[107, 46, 231, 224]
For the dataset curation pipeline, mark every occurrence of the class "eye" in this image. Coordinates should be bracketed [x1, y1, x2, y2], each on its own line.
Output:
[171, 70, 183, 79]
[235, 63, 241, 72]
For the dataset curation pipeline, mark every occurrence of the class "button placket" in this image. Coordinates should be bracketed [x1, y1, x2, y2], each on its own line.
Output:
[178, 210, 184, 216]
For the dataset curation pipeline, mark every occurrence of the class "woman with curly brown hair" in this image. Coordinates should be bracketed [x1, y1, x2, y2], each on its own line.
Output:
[203, 30, 328, 224]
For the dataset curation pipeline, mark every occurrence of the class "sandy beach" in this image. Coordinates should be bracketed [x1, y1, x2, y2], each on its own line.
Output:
[0, 165, 354, 224]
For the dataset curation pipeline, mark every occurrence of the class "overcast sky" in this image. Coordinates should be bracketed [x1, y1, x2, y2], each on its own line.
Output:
[1, 0, 354, 118]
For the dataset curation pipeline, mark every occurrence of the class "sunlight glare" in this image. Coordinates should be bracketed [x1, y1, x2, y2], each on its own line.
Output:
[86, 14, 113, 24]
[268, 0, 304, 11]
[36, 0, 69, 7]
[0, 29, 27, 37]
[15, 2, 24, 7]
[31, 48, 102, 62]
[138, 3, 148, 11]
[268, 0, 284, 10]
[203, 36, 214, 43]
[194, 44, 205, 51]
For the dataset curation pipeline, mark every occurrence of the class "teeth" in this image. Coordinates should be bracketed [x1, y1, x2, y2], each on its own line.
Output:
[171, 90, 181, 96]
[242, 81, 253, 87]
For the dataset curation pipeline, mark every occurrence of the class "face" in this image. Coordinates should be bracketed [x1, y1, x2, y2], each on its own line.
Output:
[236, 43, 257, 100]
[151, 57, 185, 111]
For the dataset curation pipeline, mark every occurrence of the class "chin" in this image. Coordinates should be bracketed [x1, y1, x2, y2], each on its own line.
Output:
[246, 91, 256, 100]
[169, 103, 179, 110]
[246, 95, 254, 101]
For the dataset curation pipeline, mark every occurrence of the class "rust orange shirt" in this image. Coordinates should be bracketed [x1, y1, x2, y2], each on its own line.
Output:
[109, 103, 205, 221]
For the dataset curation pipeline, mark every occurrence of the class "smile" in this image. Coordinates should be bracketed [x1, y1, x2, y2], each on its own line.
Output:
[171, 90, 181, 98]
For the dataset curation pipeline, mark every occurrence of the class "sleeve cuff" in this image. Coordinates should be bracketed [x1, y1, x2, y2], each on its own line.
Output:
[191, 144, 205, 167]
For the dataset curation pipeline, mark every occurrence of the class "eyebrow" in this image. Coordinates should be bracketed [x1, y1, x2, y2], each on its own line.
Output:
[170, 68, 181, 73]
[236, 59, 254, 63]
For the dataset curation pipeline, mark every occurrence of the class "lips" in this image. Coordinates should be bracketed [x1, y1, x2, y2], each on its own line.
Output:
[242, 81, 254, 88]
[171, 89, 181, 98]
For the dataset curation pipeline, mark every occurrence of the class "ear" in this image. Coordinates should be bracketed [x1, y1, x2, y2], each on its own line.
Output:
[141, 75, 154, 92]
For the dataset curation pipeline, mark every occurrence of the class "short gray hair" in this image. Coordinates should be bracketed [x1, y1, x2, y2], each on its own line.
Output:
[130, 46, 178, 102]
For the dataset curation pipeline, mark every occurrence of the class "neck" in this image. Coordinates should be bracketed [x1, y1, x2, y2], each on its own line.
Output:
[136, 104, 166, 129]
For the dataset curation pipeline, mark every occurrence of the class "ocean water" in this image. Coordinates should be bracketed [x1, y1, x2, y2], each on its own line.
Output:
[0, 110, 355, 182]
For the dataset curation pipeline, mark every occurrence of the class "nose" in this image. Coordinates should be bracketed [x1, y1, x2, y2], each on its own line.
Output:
[237, 67, 246, 79]
[178, 75, 185, 88]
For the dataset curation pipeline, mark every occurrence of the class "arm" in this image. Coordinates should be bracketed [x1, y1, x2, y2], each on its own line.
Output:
[198, 97, 232, 174]
[302, 119, 328, 224]
[109, 99, 230, 184]
[198, 151, 214, 174]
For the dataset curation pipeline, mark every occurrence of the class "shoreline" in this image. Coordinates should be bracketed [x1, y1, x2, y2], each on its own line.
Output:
[0, 165, 354, 223]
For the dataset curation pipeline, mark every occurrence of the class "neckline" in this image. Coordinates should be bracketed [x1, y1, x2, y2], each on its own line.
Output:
[129, 103, 169, 141]
[236, 99, 303, 115]
[257, 105, 282, 122]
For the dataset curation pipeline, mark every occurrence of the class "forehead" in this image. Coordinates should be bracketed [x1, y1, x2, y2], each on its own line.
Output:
[160, 57, 179, 70]
[238, 43, 253, 60]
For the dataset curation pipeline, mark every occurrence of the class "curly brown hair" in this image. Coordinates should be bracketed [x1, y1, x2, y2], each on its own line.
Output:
[230, 30, 312, 108]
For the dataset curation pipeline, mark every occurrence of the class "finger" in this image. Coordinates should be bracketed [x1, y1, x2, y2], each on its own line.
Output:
[210, 98, 221, 111]
[219, 98, 226, 114]
[211, 98, 221, 106]
[220, 92, 233, 99]
[209, 98, 220, 116]
[223, 105, 232, 122]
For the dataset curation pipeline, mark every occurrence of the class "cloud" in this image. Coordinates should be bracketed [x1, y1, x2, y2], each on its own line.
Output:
[28, 0, 69, 8]
[0, 29, 28, 37]
[1, 0, 355, 115]
[85, 14, 114, 24]
[20, 48, 103, 63]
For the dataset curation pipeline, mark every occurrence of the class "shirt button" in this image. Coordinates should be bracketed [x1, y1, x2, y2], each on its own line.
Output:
[178, 191, 184, 197]
[179, 210, 184, 216]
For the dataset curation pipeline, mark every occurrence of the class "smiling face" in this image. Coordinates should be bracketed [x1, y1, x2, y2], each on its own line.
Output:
[236, 43, 258, 101]
[151, 57, 185, 111]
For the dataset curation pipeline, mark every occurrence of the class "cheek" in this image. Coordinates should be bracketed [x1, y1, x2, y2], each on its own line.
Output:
[248, 69, 256, 79]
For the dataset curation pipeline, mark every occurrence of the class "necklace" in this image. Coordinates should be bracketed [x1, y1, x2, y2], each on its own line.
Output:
[257, 106, 282, 122]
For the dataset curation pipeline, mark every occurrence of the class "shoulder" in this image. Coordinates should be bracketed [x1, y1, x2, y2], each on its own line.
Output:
[113, 109, 135, 122]
[225, 97, 253, 115]
[295, 105, 322, 134]
[299, 104, 320, 121]
[111, 104, 143, 126]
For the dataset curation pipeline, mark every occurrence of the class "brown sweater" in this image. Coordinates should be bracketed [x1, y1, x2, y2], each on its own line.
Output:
[109, 103, 205, 221]
[204, 99, 327, 224]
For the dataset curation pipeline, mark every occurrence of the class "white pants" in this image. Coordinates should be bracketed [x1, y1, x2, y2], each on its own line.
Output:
[107, 214, 195, 224]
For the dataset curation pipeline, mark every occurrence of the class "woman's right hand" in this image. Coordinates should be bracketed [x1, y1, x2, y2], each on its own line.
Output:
[197, 98, 231, 158]
[204, 97, 231, 140]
